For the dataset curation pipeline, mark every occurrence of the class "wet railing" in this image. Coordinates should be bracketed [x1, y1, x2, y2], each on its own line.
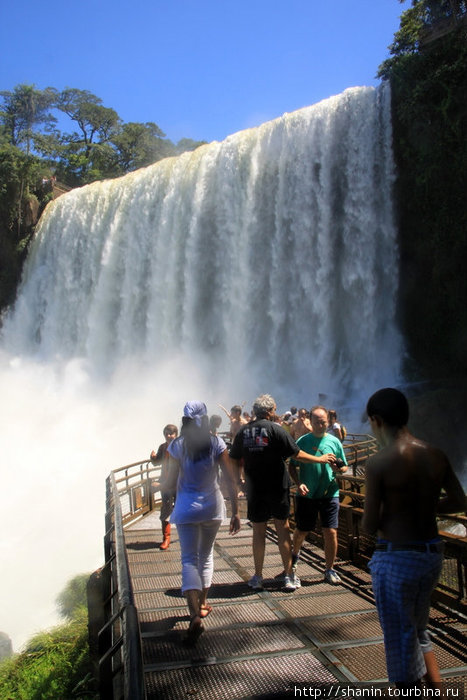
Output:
[109, 434, 466, 610]
[99, 434, 466, 696]
[295, 433, 467, 612]
[112, 459, 163, 526]
[97, 472, 146, 699]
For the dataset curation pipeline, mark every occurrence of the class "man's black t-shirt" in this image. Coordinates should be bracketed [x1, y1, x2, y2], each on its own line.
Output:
[230, 419, 299, 492]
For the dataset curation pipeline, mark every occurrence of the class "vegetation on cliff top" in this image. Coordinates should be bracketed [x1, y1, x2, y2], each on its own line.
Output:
[0, 85, 206, 313]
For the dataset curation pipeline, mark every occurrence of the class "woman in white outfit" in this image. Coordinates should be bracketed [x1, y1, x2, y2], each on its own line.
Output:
[166, 400, 240, 644]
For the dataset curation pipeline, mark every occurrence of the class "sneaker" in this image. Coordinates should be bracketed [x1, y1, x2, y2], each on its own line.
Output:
[291, 553, 299, 573]
[324, 568, 342, 585]
[292, 573, 301, 589]
[283, 574, 297, 591]
[248, 574, 264, 590]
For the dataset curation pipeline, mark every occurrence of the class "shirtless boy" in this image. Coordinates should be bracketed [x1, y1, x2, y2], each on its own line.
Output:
[289, 408, 312, 440]
[219, 403, 247, 440]
[362, 388, 465, 690]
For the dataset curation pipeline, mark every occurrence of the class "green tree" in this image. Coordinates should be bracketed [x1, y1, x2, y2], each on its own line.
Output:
[0, 85, 57, 238]
[56, 573, 90, 621]
[0, 81, 209, 312]
[0, 608, 98, 699]
[379, 1, 467, 379]
[57, 88, 120, 156]
[0, 573, 98, 699]
[112, 120, 175, 171]
[0, 84, 57, 155]
[176, 137, 208, 154]
[379, 0, 466, 77]
[0, 141, 50, 306]
[54, 88, 121, 183]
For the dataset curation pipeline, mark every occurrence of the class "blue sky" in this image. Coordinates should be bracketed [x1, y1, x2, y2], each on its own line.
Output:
[1, 0, 403, 143]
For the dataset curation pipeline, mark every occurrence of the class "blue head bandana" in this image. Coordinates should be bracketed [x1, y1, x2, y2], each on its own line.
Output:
[183, 400, 207, 426]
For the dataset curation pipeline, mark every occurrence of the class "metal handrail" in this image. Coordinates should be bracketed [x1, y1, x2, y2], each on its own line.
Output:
[98, 472, 146, 699]
[112, 459, 163, 526]
[101, 436, 465, 696]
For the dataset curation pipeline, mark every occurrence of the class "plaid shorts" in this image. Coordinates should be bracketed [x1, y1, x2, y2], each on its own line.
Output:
[368, 548, 443, 683]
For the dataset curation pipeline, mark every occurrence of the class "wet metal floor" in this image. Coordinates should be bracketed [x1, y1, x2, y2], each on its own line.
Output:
[126, 512, 467, 699]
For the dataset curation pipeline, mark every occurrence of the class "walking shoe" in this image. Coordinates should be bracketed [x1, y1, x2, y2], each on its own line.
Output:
[324, 568, 342, 585]
[248, 574, 264, 590]
[283, 574, 298, 591]
[292, 573, 301, 588]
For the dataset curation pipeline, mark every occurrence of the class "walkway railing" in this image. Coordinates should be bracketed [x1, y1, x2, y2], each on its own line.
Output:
[98, 472, 146, 699]
[98, 434, 466, 697]
[112, 459, 162, 525]
[107, 434, 466, 609]
[299, 434, 467, 612]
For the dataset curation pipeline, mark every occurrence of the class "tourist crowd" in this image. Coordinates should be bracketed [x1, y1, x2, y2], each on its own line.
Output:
[148, 391, 465, 690]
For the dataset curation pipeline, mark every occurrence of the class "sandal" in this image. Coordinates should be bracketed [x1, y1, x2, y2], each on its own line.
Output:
[184, 615, 204, 646]
[200, 605, 212, 619]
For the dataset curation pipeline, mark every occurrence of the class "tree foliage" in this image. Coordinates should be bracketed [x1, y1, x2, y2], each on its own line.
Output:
[57, 88, 120, 151]
[111, 120, 173, 171]
[56, 573, 90, 621]
[0, 577, 98, 699]
[378, 0, 467, 77]
[0, 83, 207, 313]
[379, 1, 467, 379]
[0, 84, 57, 155]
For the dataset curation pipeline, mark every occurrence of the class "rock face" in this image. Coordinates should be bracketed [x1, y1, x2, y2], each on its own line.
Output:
[23, 196, 40, 227]
[0, 631, 13, 660]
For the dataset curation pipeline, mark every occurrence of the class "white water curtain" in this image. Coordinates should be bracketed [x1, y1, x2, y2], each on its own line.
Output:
[2, 84, 402, 406]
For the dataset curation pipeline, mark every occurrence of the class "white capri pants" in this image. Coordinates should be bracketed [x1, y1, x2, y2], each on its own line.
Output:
[176, 520, 222, 593]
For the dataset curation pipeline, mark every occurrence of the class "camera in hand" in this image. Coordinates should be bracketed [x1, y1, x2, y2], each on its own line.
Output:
[334, 458, 345, 470]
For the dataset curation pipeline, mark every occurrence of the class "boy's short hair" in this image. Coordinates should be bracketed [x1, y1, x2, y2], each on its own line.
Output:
[163, 424, 178, 437]
[366, 388, 409, 428]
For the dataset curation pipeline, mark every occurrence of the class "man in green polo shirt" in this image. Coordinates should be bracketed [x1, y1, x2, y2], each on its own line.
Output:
[289, 405, 347, 584]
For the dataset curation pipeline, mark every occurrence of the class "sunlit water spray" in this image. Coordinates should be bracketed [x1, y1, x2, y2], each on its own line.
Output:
[0, 84, 402, 649]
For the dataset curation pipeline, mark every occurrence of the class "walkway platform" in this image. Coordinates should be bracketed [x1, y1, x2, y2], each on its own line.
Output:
[125, 512, 467, 699]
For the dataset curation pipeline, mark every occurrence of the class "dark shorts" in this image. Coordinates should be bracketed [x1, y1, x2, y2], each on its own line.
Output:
[294, 496, 339, 531]
[247, 488, 290, 523]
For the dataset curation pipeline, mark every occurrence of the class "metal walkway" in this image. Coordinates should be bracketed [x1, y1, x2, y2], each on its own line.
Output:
[124, 511, 467, 699]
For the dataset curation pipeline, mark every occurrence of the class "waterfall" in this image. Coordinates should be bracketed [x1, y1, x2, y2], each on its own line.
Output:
[2, 83, 402, 406]
[0, 84, 403, 650]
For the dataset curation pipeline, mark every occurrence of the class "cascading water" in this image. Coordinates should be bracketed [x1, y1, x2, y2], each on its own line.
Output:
[2, 83, 402, 404]
[0, 83, 403, 650]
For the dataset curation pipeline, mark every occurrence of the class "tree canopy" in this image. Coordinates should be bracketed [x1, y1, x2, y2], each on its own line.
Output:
[378, 0, 466, 77]
[0, 84, 207, 311]
[378, 0, 467, 380]
[0, 84, 207, 187]
[0, 84, 57, 155]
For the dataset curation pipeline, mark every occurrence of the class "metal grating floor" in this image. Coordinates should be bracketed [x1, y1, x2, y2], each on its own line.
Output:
[126, 512, 467, 698]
